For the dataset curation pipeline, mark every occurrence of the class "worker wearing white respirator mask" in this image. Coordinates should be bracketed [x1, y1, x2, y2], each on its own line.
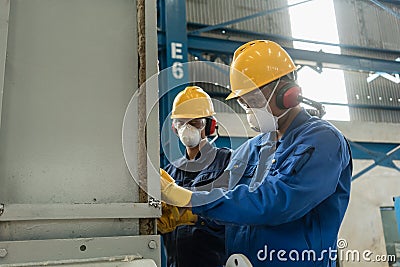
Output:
[174, 117, 206, 149]
[240, 77, 292, 134]
[158, 86, 231, 267]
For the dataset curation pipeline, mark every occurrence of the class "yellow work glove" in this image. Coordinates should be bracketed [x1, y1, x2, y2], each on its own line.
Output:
[157, 202, 198, 234]
[160, 168, 192, 207]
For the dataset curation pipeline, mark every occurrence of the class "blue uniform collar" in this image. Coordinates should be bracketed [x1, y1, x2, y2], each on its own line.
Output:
[171, 140, 218, 172]
[254, 132, 277, 147]
[279, 108, 312, 143]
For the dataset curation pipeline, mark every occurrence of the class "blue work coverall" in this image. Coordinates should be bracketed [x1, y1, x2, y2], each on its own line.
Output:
[163, 141, 231, 267]
[191, 109, 352, 267]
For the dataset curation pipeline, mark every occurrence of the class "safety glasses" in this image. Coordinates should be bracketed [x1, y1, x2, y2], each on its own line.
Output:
[173, 118, 206, 130]
[236, 80, 278, 109]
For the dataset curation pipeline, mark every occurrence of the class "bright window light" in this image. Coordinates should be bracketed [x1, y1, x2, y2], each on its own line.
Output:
[288, 0, 350, 121]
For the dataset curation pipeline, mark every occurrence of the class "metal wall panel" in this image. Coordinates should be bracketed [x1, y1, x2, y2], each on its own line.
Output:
[0, 0, 151, 241]
[0, 0, 139, 204]
[187, 0, 293, 38]
[186, 0, 294, 114]
[334, 0, 400, 122]
[344, 71, 400, 123]
[334, 0, 400, 50]
[188, 54, 242, 114]
[0, 235, 161, 266]
[0, 219, 139, 241]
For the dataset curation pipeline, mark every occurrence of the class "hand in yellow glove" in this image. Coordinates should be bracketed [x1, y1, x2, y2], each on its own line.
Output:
[160, 168, 192, 207]
[157, 202, 198, 234]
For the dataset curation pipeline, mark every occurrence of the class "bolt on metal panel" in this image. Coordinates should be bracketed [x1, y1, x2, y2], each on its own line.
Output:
[0, 235, 160, 266]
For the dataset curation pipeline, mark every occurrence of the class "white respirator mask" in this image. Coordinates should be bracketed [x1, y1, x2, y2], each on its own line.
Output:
[246, 106, 291, 133]
[173, 118, 207, 148]
[177, 124, 202, 148]
[242, 79, 292, 133]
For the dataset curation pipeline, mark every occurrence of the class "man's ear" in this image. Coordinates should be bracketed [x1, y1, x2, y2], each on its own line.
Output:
[201, 128, 207, 139]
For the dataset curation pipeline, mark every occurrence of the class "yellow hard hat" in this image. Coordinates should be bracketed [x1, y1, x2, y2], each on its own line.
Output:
[226, 40, 296, 100]
[171, 86, 216, 119]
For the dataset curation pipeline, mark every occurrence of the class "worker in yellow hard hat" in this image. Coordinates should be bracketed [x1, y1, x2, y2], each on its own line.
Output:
[158, 86, 231, 267]
[170, 86, 218, 154]
[160, 40, 352, 267]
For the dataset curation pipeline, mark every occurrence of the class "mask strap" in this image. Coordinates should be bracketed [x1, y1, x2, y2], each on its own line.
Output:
[265, 78, 291, 122]
[209, 135, 218, 144]
[208, 124, 219, 145]
[266, 77, 281, 105]
[266, 78, 292, 120]
[276, 107, 292, 120]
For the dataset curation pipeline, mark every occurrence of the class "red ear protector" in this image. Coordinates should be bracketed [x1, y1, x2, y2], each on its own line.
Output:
[204, 117, 217, 136]
[276, 82, 302, 109]
[275, 81, 326, 118]
[171, 117, 217, 136]
[171, 123, 178, 135]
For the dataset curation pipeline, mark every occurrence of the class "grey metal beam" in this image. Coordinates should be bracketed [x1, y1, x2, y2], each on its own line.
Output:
[0, 203, 160, 221]
[145, 0, 161, 205]
[290, 48, 400, 74]
[0, 256, 143, 267]
[351, 144, 400, 181]
[187, 22, 400, 56]
[0, 235, 160, 266]
[158, 0, 189, 166]
[0, 0, 10, 127]
[183, 35, 400, 74]
[144, 0, 161, 203]
[206, 91, 400, 111]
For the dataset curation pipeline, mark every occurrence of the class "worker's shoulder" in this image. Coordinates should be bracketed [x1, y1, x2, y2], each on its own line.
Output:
[215, 146, 232, 153]
[299, 117, 346, 143]
[299, 117, 352, 164]
[214, 146, 232, 161]
[163, 162, 174, 174]
[163, 156, 187, 173]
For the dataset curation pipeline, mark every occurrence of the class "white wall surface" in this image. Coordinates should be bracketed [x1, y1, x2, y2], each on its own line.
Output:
[339, 160, 400, 267]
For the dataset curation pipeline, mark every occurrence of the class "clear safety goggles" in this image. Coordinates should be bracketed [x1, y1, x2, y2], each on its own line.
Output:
[236, 80, 278, 110]
[173, 118, 206, 130]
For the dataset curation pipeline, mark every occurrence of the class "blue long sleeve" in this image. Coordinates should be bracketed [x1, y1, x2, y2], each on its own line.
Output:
[191, 126, 350, 226]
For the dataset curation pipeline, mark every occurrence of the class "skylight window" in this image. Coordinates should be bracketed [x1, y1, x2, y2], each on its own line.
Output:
[288, 0, 350, 121]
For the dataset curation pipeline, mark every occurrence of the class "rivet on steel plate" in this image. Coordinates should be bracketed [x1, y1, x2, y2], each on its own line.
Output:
[148, 240, 157, 249]
[0, 248, 7, 258]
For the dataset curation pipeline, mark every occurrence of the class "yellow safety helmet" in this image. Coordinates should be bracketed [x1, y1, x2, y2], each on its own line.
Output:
[171, 86, 216, 119]
[226, 40, 297, 100]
